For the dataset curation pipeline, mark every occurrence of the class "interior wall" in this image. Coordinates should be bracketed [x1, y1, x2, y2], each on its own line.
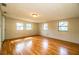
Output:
[5, 17, 39, 39]
[0, 9, 1, 48]
[39, 18, 79, 44]
[5, 15, 79, 44]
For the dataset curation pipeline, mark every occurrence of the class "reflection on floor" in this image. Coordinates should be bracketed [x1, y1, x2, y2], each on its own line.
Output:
[1, 36, 79, 55]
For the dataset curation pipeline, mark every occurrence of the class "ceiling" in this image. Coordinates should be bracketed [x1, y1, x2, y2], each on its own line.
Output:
[1, 3, 79, 23]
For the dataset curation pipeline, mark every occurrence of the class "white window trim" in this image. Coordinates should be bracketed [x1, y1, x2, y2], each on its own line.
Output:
[16, 23, 23, 30]
[43, 23, 48, 30]
[26, 23, 32, 30]
[58, 21, 68, 32]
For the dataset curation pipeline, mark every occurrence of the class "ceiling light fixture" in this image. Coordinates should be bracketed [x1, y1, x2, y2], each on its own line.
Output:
[32, 13, 39, 17]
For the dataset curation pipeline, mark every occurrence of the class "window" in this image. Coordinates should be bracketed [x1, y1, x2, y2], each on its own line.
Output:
[16, 23, 23, 30]
[26, 23, 32, 30]
[58, 21, 68, 32]
[43, 23, 48, 30]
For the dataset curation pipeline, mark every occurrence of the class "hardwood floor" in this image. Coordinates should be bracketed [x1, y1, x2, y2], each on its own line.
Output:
[1, 36, 79, 55]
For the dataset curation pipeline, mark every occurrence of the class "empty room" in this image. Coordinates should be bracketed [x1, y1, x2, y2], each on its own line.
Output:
[0, 3, 79, 55]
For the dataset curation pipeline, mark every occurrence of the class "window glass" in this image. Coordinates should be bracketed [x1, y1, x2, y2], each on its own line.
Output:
[26, 23, 32, 30]
[16, 23, 23, 30]
[58, 21, 68, 31]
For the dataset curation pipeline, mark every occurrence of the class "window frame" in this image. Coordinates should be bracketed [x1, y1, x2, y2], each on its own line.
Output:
[43, 23, 48, 30]
[16, 23, 24, 30]
[58, 21, 68, 32]
[26, 23, 32, 30]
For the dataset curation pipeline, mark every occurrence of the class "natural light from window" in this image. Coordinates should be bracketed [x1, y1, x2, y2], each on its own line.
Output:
[58, 21, 68, 32]
[26, 23, 32, 30]
[43, 23, 48, 30]
[16, 23, 23, 30]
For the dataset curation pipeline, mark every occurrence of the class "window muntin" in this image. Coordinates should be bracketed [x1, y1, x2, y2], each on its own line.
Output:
[26, 23, 32, 30]
[43, 23, 48, 30]
[16, 23, 23, 30]
[58, 21, 68, 31]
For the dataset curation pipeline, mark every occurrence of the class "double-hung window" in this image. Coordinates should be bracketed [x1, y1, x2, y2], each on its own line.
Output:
[26, 23, 32, 30]
[43, 23, 48, 30]
[16, 23, 23, 30]
[58, 21, 68, 32]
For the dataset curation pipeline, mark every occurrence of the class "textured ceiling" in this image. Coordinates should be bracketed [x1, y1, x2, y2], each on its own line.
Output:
[1, 3, 79, 23]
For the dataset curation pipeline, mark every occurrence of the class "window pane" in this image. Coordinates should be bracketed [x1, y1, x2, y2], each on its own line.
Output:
[26, 23, 32, 30]
[43, 23, 48, 30]
[16, 23, 23, 30]
[58, 21, 68, 32]
[20, 27, 23, 30]
[16, 23, 23, 27]
[16, 27, 20, 30]
[59, 21, 68, 26]
[59, 27, 68, 31]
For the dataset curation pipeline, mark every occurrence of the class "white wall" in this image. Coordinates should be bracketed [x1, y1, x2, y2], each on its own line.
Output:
[5, 17, 39, 39]
[5, 16, 79, 44]
[39, 18, 79, 44]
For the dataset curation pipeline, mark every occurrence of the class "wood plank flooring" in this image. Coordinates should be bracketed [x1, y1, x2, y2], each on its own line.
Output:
[1, 36, 79, 55]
